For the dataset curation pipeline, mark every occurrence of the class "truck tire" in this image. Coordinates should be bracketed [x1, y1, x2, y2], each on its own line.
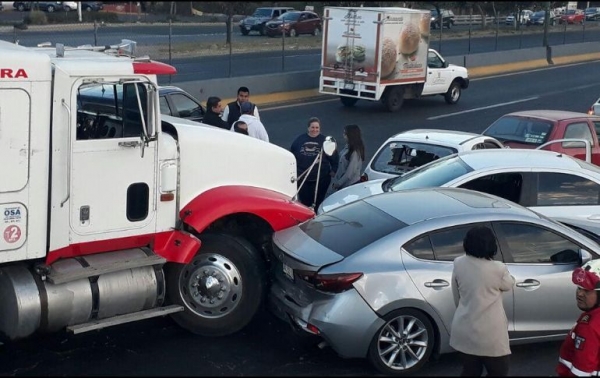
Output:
[444, 81, 461, 104]
[384, 86, 405, 112]
[340, 96, 358, 107]
[165, 233, 266, 337]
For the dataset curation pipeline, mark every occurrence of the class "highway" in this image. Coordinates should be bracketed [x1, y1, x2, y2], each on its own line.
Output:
[1, 60, 599, 376]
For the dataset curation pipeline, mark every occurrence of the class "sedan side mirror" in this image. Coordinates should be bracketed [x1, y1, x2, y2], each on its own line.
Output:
[580, 249, 593, 266]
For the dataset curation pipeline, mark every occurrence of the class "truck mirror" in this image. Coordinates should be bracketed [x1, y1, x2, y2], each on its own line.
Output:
[323, 136, 337, 156]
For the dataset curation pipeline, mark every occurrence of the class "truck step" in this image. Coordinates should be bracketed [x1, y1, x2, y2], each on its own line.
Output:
[47, 251, 166, 285]
[66, 305, 184, 335]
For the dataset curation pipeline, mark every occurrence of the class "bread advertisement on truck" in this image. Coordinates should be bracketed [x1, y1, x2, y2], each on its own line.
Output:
[321, 8, 430, 84]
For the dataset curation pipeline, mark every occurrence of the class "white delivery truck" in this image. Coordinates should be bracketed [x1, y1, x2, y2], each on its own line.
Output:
[319, 7, 470, 112]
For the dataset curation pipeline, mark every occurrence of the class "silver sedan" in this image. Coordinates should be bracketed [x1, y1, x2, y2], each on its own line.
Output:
[268, 187, 599, 375]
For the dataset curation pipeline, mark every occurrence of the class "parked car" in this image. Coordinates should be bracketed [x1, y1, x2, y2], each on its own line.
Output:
[239, 7, 295, 36]
[362, 129, 503, 181]
[430, 9, 455, 29]
[61, 1, 77, 11]
[78, 84, 205, 123]
[80, 1, 103, 11]
[265, 11, 321, 37]
[585, 7, 600, 21]
[527, 10, 558, 26]
[589, 97, 600, 116]
[13, 1, 63, 12]
[560, 9, 585, 24]
[318, 148, 600, 220]
[505, 10, 533, 25]
[482, 110, 600, 166]
[0, 3, 4, 11]
[269, 186, 600, 375]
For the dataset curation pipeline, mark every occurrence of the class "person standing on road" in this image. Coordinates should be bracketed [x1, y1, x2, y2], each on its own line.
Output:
[290, 117, 339, 209]
[202, 96, 229, 129]
[326, 124, 365, 198]
[233, 102, 269, 142]
[221, 86, 260, 128]
[556, 260, 600, 377]
[450, 225, 515, 377]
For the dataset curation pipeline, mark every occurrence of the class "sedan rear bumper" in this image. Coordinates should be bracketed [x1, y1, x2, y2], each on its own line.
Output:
[268, 281, 385, 358]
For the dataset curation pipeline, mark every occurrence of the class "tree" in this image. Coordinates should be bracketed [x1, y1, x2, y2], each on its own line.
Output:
[219, 3, 253, 45]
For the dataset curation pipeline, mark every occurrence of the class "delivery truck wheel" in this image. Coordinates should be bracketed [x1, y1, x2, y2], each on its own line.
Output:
[383, 86, 405, 112]
[444, 81, 461, 104]
[340, 96, 358, 107]
[165, 233, 266, 337]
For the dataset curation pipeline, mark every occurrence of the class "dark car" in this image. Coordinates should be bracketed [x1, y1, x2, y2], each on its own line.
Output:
[585, 7, 600, 21]
[239, 7, 295, 36]
[78, 84, 205, 123]
[265, 11, 321, 37]
[14, 1, 63, 12]
[527, 10, 558, 26]
[0, 3, 4, 11]
[81, 1, 103, 12]
[430, 9, 455, 29]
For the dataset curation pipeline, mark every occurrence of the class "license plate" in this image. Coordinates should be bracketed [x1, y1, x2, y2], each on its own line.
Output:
[344, 83, 355, 90]
[282, 263, 294, 281]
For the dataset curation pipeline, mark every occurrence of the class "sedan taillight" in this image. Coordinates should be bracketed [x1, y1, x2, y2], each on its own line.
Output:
[589, 107, 594, 115]
[296, 271, 363, 293]
[360, 173, 368, 182]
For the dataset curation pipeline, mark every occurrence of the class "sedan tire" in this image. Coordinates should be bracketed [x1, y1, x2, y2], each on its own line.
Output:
[368, 308, 435, 376]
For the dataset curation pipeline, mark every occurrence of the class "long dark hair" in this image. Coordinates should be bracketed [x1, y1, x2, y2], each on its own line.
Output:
[344, 124, 365, 161]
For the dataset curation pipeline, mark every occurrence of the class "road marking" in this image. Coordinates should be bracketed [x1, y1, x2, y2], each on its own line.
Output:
[472, 60, 600, 81]
[263, 98, 338, 111]
[427, 97, 539, 120]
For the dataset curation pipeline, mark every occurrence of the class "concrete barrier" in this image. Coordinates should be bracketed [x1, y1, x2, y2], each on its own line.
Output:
[176, 40, 600, 106]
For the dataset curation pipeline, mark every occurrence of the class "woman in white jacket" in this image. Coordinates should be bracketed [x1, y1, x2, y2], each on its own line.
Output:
[450, 225, 515, 376]
[326, 124, 365, 197]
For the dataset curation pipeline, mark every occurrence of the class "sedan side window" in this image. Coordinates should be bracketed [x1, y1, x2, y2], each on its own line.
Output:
[404, 235, 435, 260]
[495, 222, 580, 264]
[458, 173, 523, 204]
[593, 121, 600, 140]
[536, 172, 600, 206]
[429, 224, 502, 262]
[169, 93, 204, 118]
[159, 96, 172, 116]
[563, 122, 594, 148]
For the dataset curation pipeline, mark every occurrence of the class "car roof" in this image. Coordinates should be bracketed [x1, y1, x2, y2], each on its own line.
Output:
[363, 187, 536, 225]
[457, 148, 586, 171]
[158, 85, 187, 95]
[389, 129, 488, 147]
[504, 109, 600, 121]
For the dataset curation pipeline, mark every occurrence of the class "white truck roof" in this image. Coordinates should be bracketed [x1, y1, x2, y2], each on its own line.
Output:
[0, 40, 52, 81]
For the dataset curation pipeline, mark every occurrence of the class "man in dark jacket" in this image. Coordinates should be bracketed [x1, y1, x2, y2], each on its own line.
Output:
[221, 86, 260, 128]
[202, 96, 229, 129]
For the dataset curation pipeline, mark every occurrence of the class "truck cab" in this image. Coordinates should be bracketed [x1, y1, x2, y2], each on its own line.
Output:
[0, 39, 313, 341]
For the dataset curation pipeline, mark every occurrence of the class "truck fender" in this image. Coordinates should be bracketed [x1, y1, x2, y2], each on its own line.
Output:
[153, 229, 202, 264]
[180, 186, 315, 235]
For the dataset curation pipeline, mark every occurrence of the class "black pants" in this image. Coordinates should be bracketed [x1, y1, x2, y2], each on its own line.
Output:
[298, 176, 331, 210]
[459, 352, 510, 377]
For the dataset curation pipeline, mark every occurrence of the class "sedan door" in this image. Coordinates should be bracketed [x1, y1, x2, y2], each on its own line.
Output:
[164, 92, 204, 122]
[402, 223, 514, 334]
[492, 221, 582, 337]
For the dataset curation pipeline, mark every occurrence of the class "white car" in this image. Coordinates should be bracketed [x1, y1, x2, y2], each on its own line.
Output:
[589, 97, 600, 116]
[319, 149, 600, 221]
[362, 129, 504, 181]
[505, 10, 533, 25]
[61, 1, 78, 11]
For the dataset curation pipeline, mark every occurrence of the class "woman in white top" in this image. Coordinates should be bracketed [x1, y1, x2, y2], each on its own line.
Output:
[450, 225, 515, 377]
[326, 124, 365, 197]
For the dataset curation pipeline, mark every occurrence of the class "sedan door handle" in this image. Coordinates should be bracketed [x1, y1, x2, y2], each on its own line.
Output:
[516, 279, 540, 288]
[424, 279, 449, 288]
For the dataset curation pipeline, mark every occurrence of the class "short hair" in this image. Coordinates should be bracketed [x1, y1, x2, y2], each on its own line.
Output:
[237, 86, 250, 95]
[307, 117, 320, 127]
[207, 96, 221, 110]
[463, 226, 497, 260]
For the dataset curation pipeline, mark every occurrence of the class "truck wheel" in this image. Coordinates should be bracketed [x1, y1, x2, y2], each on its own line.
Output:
[384, 86, 405, 112]
[340, 96, 358, 107]
[444, 81, 461, 104]
[165, 233, 266, 337]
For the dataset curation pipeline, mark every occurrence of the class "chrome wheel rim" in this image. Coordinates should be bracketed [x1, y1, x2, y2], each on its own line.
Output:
[290, 29, 296, 37]
[314, 28, 320, 36]
[178, 253, 242, 319]
[451, 86, 460, 101]
[377, 315, 429, 371]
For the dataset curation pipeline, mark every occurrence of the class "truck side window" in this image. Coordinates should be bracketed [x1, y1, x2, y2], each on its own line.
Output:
[427, 52, 443, 69]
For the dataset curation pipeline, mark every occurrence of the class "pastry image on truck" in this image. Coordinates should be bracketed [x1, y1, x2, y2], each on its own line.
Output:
[320, 6, 470, 112]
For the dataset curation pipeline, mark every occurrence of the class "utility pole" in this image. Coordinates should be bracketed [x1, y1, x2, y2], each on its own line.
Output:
[543, 1, 550, 47]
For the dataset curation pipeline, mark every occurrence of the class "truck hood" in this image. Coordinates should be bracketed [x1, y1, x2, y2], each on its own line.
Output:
[317, 179, 386, 214]
[162, 115, 297, 209]
[448, 64, 468, 76]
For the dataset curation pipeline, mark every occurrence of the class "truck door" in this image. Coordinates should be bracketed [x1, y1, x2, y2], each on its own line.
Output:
[68, 79, 158, 241]
[421, 50, 453, 96]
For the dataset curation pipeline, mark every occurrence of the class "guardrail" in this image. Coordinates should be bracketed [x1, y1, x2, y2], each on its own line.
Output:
[454, 15, 501, 25]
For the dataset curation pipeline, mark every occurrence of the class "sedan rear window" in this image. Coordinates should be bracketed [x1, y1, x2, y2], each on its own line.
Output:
[300, 200, 407, 257]
[371, 141, 457, 176]
[484, 116, 552, 146]
[388, 154, 473, 192]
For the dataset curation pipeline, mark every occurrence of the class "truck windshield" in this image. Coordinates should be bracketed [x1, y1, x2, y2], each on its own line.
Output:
[387, 154, 473, 192]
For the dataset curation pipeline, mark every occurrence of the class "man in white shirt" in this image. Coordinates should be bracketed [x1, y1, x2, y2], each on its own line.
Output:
[221, 86, 260, 128]
[233, 102, 269, 142]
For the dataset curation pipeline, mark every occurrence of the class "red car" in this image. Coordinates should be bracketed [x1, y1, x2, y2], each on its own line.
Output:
[482, 110, 600, 166]
[265, 11, 322, 37]
[560, 9, 585, 24]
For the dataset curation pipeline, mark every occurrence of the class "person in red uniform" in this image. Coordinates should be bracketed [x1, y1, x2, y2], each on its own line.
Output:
[557, 260, 600, 377]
